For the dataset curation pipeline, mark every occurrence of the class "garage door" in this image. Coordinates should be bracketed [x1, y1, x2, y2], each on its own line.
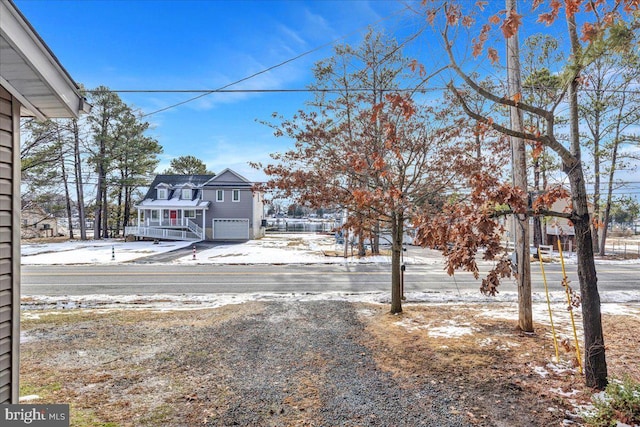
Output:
[212, 219, 250, 240]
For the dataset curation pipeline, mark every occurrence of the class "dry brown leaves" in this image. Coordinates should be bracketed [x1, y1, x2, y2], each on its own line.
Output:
[357, 302, 640, 426]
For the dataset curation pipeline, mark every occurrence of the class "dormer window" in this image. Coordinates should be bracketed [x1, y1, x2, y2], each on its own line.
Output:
[157, 188, 168, 200]
[182, 188, 192, 200]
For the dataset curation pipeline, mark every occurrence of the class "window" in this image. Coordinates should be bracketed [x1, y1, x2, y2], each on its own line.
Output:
[181, 188, 192, 200]
[232, 189, 240, 202]
[157, 188, 168, 200]
[151, 210, 159, 220]
[216, 190, 224, 202]
[185, 210, 196, 218]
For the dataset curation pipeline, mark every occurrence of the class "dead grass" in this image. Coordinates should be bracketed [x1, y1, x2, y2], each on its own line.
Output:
[285, 238, 305, 247]
[19, 302, 640, 426]
[321, 249, 392, 258]
[357, 303, 640, 425]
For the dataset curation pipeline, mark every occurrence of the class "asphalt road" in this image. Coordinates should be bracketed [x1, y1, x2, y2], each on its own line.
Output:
[20, 262, 640, 296]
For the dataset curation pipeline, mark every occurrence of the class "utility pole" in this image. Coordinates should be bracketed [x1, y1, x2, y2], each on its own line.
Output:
[506, 0, 533, 332]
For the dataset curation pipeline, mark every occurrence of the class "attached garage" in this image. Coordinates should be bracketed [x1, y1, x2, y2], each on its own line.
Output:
[212, 219, 249, 240]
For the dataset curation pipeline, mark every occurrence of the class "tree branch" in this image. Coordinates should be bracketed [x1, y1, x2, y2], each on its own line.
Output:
[490, 208, 573, 220]
[442, 27, 554, 120]
[447, 82, 574, 162]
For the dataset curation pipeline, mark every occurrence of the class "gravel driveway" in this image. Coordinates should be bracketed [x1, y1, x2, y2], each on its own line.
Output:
[161, 300, 470, 426]
[25, 298, 630, 426]
[21, 301, 472, 426]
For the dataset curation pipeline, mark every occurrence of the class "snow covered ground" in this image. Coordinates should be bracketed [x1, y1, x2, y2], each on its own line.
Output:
[21, 239, 194, 265]
[20, 233, 640, 309]
[21, 233, 411, 265]
[21, 232, 640, 266]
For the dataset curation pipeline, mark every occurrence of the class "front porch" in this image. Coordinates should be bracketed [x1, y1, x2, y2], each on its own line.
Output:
[126, 207, 207, 241]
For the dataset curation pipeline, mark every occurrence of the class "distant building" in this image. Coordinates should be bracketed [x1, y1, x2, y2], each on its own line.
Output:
[544, 196, 594, 252]
[20, 202, 59, 238]
[126, 168, 265, 241]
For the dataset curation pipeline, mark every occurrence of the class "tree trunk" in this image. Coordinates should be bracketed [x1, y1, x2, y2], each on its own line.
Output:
[566, 162, 608, 389]
[599, 93, 624, 257]
[358, 230, 366, 257]
[373, 221, 380, 255]
[116, 172, 124, 237]
[124, 185, 131, 227]
[60, 142, 74, 240]
[592, 168, 601, 254]
[600, 186, 613, 257]
[95, 107, 111, 240]
[102, 187, 109, 239]
[533, 157, 544, 251]
[55, 124, 74, 240]
[94, 172, 102, 240]
[566, 12, 608, 390]
[600, 164, 615, 257]
[533, 158, 543, 252]
[390, 212, 403, 314]
[533, 216, 543, 250]
[72, 119, 87, 240]
[506, 0, 533, 332]
[94, 130, 107, 239]
[591, 85, 602, 254]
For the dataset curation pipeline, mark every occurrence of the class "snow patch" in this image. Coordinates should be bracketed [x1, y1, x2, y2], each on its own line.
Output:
[547, 361, 577, 375]
[549, 387, 581, 397]
[20, 331, 35, 344]
[533, 366, 550, 378]
[428, 325, 475, 338]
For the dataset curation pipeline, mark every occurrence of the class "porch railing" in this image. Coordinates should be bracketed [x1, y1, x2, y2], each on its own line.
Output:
[143, 218, 198, 228]
[125, 226, 201, 241]
[186, 219, 203, 237]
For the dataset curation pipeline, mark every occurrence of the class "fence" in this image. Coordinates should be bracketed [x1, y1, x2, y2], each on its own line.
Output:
[607, 239, 640, 257]
[265, 219, 340, 233]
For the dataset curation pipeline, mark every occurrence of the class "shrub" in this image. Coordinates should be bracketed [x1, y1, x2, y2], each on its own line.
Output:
[584, 376, 640, 427]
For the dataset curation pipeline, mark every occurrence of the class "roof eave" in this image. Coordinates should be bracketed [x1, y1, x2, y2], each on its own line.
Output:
[0, 0, 90, 119]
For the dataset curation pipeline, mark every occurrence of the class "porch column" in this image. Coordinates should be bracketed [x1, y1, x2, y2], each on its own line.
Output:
[203, 208, 207, 240]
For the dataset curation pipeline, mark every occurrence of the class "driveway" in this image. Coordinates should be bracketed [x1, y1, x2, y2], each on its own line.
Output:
[128, 240, 226, 263]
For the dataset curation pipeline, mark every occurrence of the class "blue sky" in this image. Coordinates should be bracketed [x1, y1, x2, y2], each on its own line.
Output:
[15, 0, 428, 181]
[14, 0, 640, 204]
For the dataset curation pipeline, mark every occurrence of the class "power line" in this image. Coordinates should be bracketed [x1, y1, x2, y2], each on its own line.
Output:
[90, 87, 444, 94]
[86, 85, 640, 95]
[122, 5, 413, 118]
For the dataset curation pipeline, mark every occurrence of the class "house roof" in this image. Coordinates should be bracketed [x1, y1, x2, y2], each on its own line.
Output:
[204, 168, 253, 188]
[142, 174, 215, 200]
[137, 199, 211, 209]
[0, 0, 90, 120]
[139, 170, 258, 206]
